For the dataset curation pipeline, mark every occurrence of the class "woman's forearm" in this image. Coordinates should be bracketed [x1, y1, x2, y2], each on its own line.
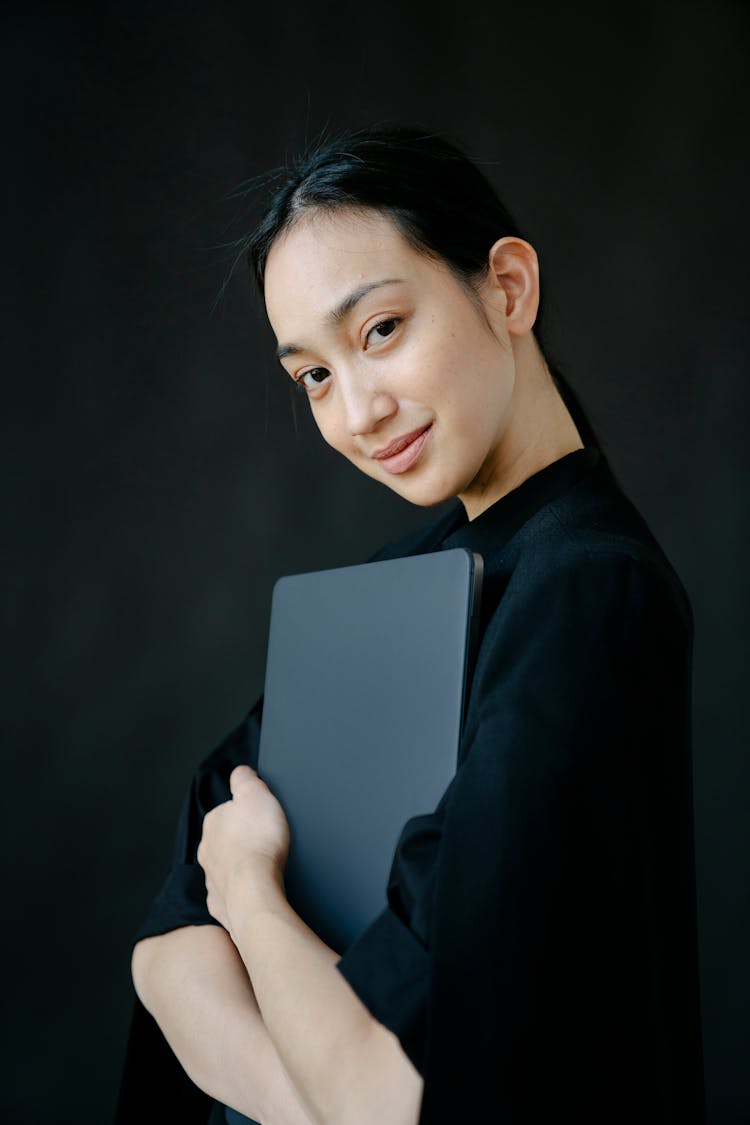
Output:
[224, 869, 423, 1125]
[131, 924, 316, 1125]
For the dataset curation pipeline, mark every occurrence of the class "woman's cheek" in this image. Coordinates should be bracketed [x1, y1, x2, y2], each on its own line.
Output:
[322, 419, 351, 457]
[317, 402, 359, 459]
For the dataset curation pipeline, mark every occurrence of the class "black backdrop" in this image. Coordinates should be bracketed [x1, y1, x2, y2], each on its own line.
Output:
[4, 2, 748, 1122]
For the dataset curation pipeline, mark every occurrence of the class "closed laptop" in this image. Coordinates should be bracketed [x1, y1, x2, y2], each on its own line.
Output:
[257, 546, 483, 956]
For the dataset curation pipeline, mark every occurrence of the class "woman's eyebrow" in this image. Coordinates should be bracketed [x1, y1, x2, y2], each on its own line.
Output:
[275, 278, 404, 361]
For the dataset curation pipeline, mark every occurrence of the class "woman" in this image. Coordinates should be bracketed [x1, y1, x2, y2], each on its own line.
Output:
[121, 126, 705, 1124]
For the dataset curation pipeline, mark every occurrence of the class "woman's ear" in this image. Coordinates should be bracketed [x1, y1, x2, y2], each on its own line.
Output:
[479, 236, 540, 338]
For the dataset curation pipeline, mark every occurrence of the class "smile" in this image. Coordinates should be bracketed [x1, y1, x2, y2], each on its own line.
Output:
[371, 423, 433, 475]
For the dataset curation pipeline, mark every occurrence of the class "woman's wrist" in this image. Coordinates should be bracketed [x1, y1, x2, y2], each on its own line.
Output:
[224, 856, 288, 940]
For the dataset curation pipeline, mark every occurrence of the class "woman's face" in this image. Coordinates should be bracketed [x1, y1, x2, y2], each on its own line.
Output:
[264, 208, 518, 509]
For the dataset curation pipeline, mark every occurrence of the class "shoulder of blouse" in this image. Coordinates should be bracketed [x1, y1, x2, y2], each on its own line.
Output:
[477, 462, 694, 639]
[498, 515, 693, 639]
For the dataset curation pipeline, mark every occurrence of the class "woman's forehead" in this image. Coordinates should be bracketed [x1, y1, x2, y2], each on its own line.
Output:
[263, 209, 428, 328]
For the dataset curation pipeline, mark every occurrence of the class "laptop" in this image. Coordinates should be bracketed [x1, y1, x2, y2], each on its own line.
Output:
[256, 546, 483, 956]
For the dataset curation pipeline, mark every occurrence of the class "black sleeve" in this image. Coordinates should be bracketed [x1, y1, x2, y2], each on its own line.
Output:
[132, 696, 263, 943]
[337, 549, 703, 1124]
[336, 792, 452, 1076]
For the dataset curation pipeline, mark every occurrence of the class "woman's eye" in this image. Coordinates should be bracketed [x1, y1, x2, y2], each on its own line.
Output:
[297, 367, 330, 392]
[365, 317, 400, 346]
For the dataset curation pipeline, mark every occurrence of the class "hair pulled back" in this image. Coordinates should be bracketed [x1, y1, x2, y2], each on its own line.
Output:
[248, 125, 600, 450]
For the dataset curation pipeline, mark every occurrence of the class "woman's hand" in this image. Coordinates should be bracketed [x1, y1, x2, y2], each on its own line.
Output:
[197, 766, 423, 1125]
[197, 765, 290, 932]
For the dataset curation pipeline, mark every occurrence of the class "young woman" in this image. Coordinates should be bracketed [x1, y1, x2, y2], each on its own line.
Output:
[120, 126, 705, 1125]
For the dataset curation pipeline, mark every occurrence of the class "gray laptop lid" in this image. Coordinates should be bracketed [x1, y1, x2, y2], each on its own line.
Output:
[257, 546, 483, 957]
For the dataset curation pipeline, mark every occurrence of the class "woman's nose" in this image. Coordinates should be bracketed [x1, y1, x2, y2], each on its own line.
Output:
[340, 372, 398, 437]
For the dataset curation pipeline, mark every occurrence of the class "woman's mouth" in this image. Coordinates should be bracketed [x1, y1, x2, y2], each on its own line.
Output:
[371, 423, 433, 475]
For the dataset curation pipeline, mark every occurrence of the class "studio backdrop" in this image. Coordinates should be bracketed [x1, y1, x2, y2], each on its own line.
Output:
[3, 3, 748, 1122]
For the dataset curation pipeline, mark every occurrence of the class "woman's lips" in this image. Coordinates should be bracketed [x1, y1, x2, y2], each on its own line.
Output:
[371, 423, 433, 475]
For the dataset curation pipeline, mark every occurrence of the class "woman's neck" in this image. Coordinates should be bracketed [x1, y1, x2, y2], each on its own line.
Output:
[459, 334, 584, 521]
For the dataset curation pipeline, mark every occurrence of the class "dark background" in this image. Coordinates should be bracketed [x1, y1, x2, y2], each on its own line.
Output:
[3, 2, 748, 1121]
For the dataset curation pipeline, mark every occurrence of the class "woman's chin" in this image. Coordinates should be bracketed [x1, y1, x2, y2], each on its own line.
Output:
[382, 474, 461, 509]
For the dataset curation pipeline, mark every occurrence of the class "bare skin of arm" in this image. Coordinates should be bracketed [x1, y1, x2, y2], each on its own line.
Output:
[198, 765, 424, 1125]
[219, 866, 424, 1125]
[131, 923, 317, 1125]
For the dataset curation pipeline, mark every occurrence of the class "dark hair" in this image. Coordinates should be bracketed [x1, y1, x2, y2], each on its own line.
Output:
[247, 124, 600, 450]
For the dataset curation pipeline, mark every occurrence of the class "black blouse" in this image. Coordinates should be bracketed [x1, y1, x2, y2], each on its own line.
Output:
[117, 446, 706, 1124]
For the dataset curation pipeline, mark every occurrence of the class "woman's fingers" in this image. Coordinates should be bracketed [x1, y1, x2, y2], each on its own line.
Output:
[229, 764, 258, 797]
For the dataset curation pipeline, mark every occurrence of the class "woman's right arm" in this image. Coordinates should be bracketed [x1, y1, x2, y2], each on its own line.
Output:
[128, 699, 314, 1123]
[132, 923, 316, 1125]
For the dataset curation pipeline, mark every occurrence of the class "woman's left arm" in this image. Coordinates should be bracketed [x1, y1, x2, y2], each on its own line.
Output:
[197, 765, 424, 1125]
